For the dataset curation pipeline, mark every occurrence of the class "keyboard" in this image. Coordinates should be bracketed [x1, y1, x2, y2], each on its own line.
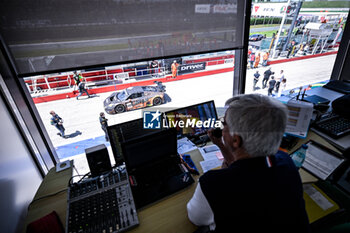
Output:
[314, 114, 350, 138]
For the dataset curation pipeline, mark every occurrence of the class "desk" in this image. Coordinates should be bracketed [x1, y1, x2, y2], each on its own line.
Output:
[23, 151, 205, 233]
[23, 164, 73, 233]
[281, 86, 350, 152]
[23, 131, 348, 233]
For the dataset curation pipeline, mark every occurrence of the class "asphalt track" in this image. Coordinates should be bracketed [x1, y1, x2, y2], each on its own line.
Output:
[34, 53, 337, 174]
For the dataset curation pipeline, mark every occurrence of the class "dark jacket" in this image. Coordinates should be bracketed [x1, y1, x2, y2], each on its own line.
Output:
[73, 74, 82, 84]
[50, 114, 62, 126]
[269, 79, 277, 89]
[99, 116, 108, 129]
[78, 82, 86, 91]
[200, 151, 309, 233]
[254, 72, 260, 80]
[264, 69, 274, 79]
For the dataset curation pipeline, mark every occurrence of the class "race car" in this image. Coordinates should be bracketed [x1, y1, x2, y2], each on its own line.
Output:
[103, 83, 166, 114]
[249, 34, 264, 41]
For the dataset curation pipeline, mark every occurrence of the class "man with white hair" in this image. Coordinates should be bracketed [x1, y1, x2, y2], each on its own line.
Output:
[187, 94, 309, 233]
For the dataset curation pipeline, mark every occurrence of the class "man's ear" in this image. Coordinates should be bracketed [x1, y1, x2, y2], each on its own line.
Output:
[232, 134, 242, 148]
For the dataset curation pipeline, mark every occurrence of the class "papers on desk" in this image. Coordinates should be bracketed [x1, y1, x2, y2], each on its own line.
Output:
[177, 137, 197, 154]
[284, 100, 314, 139]
[301, 141, 344, 180]
[198, 145, 223, 173]
[200, 159, 223, 173]
[303, 183, 340, 223]
[304, 184, 334, 211]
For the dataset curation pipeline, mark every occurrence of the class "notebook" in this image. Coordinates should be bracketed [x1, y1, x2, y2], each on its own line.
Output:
[121, 128, 194, 209]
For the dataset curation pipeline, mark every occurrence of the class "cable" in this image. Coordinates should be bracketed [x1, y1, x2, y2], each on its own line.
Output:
[68, 173, 90, 187]
[73, 164, 80, 176]
[76, 172, 91, 184]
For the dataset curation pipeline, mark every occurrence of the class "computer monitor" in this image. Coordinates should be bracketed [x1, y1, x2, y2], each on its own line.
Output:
[121, 128, 178, 169]
[107, 118, 162, 166]
[163, 100, 219, 142]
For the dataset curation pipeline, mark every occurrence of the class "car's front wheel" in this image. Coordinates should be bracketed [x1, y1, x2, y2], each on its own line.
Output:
[115, 104, 126, 113]
[153, 97, 162, 106]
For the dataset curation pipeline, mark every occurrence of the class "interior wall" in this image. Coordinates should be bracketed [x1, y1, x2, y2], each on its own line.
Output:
[0, 93, 42, 233]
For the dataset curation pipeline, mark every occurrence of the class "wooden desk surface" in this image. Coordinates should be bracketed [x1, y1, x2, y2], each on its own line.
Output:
[24, 131, 341, 233]
[129, 148, 204, 233]
[23, 150, 203, 233]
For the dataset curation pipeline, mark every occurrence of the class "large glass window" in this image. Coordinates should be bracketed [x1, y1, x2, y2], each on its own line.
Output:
[245, 0, 349, 97]
[25, 50, 235, 174]
[5, 0, 349, 176]
[0, 0, 248, 175]
[0, 0, 244, 74]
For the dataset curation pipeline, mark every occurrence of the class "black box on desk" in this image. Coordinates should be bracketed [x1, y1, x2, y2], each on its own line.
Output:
[85, 144, 112, 177]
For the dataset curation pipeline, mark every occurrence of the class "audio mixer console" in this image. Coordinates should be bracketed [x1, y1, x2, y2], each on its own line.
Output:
[66, 166, 139, 233]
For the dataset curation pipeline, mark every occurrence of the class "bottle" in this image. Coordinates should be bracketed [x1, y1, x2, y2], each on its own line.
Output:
[291, 144, 308, 168]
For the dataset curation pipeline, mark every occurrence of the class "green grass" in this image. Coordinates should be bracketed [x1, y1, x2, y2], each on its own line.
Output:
[302, 1, 350, 8]
[250, 24, 281, 29]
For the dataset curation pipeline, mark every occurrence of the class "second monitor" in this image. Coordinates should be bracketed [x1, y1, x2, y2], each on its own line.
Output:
[164, 100, 220, 144]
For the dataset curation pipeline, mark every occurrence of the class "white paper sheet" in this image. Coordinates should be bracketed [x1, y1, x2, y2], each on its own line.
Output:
[177, 137, 197, 154]
[200, 158, 223, 173]
[198, 145, 223, 161]
[304, 184, 334, 211]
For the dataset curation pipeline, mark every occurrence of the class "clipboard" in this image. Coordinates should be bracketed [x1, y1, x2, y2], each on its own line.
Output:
[290, 140, 345, 181]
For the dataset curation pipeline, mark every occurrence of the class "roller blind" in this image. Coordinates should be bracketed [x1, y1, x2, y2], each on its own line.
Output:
[0, 0, 246, 75]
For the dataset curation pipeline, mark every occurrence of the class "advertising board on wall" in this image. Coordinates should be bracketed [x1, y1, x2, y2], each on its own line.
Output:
[178, 62, 206, 75]
[251, 3, 288, 17]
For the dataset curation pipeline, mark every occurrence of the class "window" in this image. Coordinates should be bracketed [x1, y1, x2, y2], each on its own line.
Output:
[22, 50, 235, 174]
[245, 1, 349, 98]
[0, 0, 247, 174]
[2, 0, 348, 177]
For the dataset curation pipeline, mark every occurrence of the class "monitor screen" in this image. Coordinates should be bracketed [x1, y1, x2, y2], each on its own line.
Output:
[121, 128, 177, 169]
[164, 100, 219, 139]
[107, 118, 162, 166]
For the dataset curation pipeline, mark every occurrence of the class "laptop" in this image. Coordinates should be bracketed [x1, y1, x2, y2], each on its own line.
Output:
[121, 128, 194, 209]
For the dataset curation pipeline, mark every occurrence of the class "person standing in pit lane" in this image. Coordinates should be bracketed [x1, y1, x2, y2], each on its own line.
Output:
[277, 78, 287, 97]
[77, 80, 91, 100]
[171, 60, 179, 79]
[72, 70, 83, 91]
[254, 53, 260, 68]
[262, 68, 274, 89]
[50, 111, 66, 138]
[99, 112, 109, 142]
[262, 52, 269, 66]
[268, 76, 276, 96]
[249, 53, 255, 69]
[275, 70, 285, 93]
[253, 70, 260, 91]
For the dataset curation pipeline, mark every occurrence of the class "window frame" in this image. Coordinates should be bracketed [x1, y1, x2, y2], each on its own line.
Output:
[2, 1, 348, 174]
